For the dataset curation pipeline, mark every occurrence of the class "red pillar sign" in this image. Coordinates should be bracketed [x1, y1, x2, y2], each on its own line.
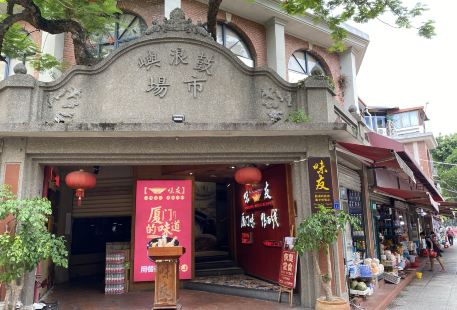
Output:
[134, 180, 193, 282]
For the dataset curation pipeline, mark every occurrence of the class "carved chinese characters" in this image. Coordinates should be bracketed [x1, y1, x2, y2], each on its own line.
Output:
[139, 47, 215, 99]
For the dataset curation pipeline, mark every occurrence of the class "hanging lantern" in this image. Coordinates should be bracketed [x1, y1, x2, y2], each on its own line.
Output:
[234, 166, 262, 185]
[65, 169, 96, 206]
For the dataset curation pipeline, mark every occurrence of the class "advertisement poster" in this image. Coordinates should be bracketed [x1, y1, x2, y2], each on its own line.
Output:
[278, 249, 298, 289]
[134, 180, 192, 282]
[308, 157, 334, 209]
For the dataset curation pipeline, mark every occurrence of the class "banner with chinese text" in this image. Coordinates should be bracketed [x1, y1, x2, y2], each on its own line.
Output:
[308, 157, 334, 209]
[134, 180, 192, 282]
[278, 249, 298, 289]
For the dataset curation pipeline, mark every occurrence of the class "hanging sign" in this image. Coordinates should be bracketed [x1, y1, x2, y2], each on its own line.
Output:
[242, 181, 274, 211]
[308, 157, 334, 209]
[134, 180, 192, 282]
[278, 249, 299, 289]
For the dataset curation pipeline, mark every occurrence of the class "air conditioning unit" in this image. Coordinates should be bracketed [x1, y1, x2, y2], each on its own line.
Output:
[376, 127, 387, 135]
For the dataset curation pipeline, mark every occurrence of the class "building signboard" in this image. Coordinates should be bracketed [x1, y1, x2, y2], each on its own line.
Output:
[308, 157, 334, 209]
[134, 180, 192, 282]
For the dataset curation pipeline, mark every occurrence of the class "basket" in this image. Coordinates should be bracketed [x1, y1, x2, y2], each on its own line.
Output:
[350, 288, 370, 296]
[383, 272, 401, 284]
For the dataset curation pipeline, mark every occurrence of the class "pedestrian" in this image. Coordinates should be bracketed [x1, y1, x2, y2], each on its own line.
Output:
[446, 227, 454, 246]
[426, 232, 445, 272]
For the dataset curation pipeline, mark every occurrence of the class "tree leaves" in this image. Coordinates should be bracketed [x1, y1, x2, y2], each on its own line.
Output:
[281, 0, 435, 53]
[0, 185, 68, 284]
[294, 205, 360, 255]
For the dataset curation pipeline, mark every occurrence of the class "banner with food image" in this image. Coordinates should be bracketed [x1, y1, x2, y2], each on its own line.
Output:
[134, 180, 192, 282]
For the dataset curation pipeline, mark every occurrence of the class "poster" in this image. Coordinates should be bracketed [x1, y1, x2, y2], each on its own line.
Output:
[134, 180, 192, 282]
[308, 157, 334, 209]
[278, 249, 298, 289]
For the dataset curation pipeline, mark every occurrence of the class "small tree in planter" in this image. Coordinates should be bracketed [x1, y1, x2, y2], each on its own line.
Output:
[0, 185, 68, 310]
[294, 205, 359, 308]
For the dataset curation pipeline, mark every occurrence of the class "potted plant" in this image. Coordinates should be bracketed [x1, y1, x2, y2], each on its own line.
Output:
[0, 185, 68, 310]
[294, 205, 360, 310]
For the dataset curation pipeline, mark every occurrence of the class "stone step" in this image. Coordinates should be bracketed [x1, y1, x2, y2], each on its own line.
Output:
[195, 259, 237, 270]
[195, 266, 244, 277]
[183, 281, 301, 305]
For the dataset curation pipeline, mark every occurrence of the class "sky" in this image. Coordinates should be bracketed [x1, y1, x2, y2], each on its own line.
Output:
[352, 0, 457, 137]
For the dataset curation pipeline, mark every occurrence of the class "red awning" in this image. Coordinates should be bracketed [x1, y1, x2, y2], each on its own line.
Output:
[373, 186, 428, 200]
[337, 142, 416, 181]
[373, 186, 439, 212]
[367, 132, 443, 202]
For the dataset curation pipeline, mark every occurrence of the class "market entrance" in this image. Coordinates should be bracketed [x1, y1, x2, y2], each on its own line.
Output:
[41, 163, 293, 301]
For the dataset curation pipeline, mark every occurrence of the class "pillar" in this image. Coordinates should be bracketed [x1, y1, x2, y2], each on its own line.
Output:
[165, 0, 181, 18]
[266, 17, 286, 79]
[339, 48, 359, 114]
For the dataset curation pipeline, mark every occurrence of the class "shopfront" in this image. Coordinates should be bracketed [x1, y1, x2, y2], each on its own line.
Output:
[0, 9, 364, 308]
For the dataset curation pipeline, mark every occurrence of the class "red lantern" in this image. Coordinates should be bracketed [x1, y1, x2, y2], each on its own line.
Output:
[65, 170, 96, 206]
[234, 166, 262, 185]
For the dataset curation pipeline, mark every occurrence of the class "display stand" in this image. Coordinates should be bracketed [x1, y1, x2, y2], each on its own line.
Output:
[277, 286, 293, 306]
[148, 246, 185, 310]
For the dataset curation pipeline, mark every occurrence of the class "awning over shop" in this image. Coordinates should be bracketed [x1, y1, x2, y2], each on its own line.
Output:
[367, 132, 443, 202]
[337, 142, 416, 182]
[373, 186, 440, 212]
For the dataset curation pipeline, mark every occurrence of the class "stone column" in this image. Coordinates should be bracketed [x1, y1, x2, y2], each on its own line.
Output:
[165, 0, 181, 18]
[339, 48, 359, 114]
[265, 17, 287, 79]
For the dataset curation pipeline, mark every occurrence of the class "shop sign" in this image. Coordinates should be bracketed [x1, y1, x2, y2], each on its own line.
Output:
[278, 249, 298, 289]
[263, 240, 283, 247]
[308, 157, 334, 209]
[241, 209, 280, 230]
[242, 181, 273, 211]
[134, 180, 192, 282]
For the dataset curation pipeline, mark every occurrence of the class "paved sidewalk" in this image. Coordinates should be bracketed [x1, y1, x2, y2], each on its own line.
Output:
[387, 244, 457, 310]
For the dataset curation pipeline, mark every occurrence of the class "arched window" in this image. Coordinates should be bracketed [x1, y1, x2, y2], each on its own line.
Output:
[288, 51, 324, 83]
[216, 23, 254, 67]
[87, 12, 147, 59]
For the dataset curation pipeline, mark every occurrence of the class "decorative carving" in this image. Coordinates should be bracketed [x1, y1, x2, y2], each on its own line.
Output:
[47, 87, 82, 123]
[145, 8, 212, 39]
[260, 88, 293, 109]
[267, 110, 284, 123]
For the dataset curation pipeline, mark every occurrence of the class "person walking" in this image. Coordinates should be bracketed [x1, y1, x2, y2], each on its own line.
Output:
[427, 232, 446, 272]
[447, 227, 454, 246]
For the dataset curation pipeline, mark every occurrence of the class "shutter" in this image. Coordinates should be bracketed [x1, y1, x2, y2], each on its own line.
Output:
[72, 177, 133, 218]
[337, 164, 361, 192]
[370, 192, 391, 205]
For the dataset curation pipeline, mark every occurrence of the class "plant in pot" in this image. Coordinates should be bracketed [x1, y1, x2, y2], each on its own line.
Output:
[294, 205, 360, 310]
[0, 185, 68, 310]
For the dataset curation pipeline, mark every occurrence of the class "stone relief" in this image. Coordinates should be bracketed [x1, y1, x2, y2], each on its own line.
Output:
[260, 88, 293, 122]
[267, 110, 284, 123]
[138, 50, 161, 70]
[47, 87, 83, 123]
[145, 8, 212, 40]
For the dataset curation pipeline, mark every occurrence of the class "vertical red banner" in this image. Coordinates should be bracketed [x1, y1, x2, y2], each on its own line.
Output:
[134, 180, 193, 282]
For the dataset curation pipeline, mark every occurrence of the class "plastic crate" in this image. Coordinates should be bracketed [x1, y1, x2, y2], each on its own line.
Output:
[383, 272, 401, 284]
[350, 288, 370, 296]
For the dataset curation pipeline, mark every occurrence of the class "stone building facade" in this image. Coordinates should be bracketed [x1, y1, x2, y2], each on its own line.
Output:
[0, 1, 375, 309]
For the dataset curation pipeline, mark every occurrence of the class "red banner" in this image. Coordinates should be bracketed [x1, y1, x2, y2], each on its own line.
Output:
[134, 180, 192, 282]
[278, 249, 298, 289]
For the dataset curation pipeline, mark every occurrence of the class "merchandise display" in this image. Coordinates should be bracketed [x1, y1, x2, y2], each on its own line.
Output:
[105, 242, 130, 295]
[348, 252, 384, 297]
